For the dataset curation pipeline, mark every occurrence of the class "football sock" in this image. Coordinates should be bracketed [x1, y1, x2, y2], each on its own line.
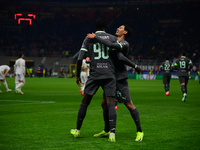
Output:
[185, 85, 187, 94]
[103, 110, 110, 132]
[107, 103, 116, 133]
[3, 81, 8, 90]
[167, 84, 170, 92]
[181, 85, 186, 94]
[76, 104, 88, 130]
[164, 84, 167, 92]
[81, 83, 85, 91]
[16, 82, 24, 89]
[164, 84, 169, 92]
[115, 100, 118, 106]
[131, 108, 142, 132]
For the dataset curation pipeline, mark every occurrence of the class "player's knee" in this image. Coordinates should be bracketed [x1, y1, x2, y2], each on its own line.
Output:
[106, 96, 115, 104]
[101, 99, 107, 110]
[81, 94, 92, 105]
[180, 83, 185, 86]
[125, 101, 136, 111]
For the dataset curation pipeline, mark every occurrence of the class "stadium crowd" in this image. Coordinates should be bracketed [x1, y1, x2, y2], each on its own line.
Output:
[0, 1, 199, 64]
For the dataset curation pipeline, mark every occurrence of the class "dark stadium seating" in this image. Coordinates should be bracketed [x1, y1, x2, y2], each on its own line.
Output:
[0, 1, 199, 65]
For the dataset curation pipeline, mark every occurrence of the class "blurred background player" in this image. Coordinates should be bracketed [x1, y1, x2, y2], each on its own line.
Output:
[80, 59, 90, 96]
[159, 56, 173, 96]
[174, 51, 193, 102]
[0, 65, 12, 93]
[14, 53, 26, 94]
[86, 24, 144, 142]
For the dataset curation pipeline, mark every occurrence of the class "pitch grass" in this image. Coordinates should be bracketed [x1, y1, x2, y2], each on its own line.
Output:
[0, 78, 200, 150]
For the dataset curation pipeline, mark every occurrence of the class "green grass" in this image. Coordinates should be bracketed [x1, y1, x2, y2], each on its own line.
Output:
[0, 78, 200, 150]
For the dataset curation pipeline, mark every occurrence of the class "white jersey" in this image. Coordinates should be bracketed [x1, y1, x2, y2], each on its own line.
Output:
[81, 59, 90, 76]
[82, 59, 89, 69]
[14, 58, 25, 75]
[0, 65, 10, 73]
[0, 65, 10, 79]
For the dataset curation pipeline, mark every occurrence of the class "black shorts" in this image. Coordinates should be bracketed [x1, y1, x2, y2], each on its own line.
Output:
[103, 78, 131, 103]
[178, 76, 189, 85]
[163, 74, 171, 84]
[84, 76, 116, 97]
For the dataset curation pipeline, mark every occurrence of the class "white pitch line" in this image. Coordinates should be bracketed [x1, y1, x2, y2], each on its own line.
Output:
[0, 100, 55, 106]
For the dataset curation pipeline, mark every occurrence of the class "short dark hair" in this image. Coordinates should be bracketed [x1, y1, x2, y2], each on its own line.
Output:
[94, 18, 107, 31]
[124, 24, 132, 38]
[165, 55, 170, 60]
[19, 53, 23, 58]
[182, 51, 186, 56]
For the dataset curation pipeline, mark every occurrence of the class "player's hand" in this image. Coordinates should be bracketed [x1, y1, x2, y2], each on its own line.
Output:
[86, 57, 91, 63]
[76, 77, 82, 87]
[14, 73, 16, 77]
[135, 66, 141, 74]
[86, 33, 96, 39]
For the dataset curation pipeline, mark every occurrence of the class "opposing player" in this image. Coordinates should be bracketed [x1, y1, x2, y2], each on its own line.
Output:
[14, 53, 26, 94]
[86, 24, 144, 141]
[159, 56, 173, 96]
[80, 59, 90, 96]
[174, 51, 193, 102]
[0, 65, 12, 93]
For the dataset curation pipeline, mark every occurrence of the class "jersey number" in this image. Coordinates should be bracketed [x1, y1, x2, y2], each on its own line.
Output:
[179, 61, 186, 69]
[164, 64, 170, 71]
[94, 43, 109, 60]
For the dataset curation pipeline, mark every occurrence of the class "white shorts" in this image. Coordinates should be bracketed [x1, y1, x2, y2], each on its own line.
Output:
[16, 74, 25, 83]
[80, 72, 88, 84]
[0, 72, 4, 80]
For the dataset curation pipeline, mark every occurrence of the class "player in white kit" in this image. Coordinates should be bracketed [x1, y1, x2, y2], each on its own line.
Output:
[14, 53, 25, 94]
[0, 65, 12, 93]
[80, 59, 90, 96]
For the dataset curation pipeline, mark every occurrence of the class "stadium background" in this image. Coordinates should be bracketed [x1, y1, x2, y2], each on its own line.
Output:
[1, 1, 200, 149]
[0, 0, 199, 78]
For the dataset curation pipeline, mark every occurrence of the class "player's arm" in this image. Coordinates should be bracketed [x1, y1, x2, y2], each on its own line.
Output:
[86, 33, 122, 50]
[116, 52, 141, 73]
[76, 39, 88, 86]
[22, 60, 26, 76]
[159, 64, 163, 71]
[188, 59, 193, 70]
[3, 68, 10, 81]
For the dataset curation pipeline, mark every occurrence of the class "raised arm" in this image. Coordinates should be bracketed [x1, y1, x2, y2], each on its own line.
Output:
[86, 33, 122, 50]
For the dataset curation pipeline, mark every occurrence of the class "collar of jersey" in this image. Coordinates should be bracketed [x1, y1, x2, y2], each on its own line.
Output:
[181, 56, 186, 58]
[95, 31, 106, 33]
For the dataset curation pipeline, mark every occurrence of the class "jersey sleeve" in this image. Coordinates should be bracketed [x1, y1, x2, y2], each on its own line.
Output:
[77, 39, 89, 78]
[116, 52, 137, 68]
[119, 41, 129, 54]
[80, 39, 89, 52]
[6, 66, 10, 71]
[22, 60, 26, 74]
[94, 36, 122, 50]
